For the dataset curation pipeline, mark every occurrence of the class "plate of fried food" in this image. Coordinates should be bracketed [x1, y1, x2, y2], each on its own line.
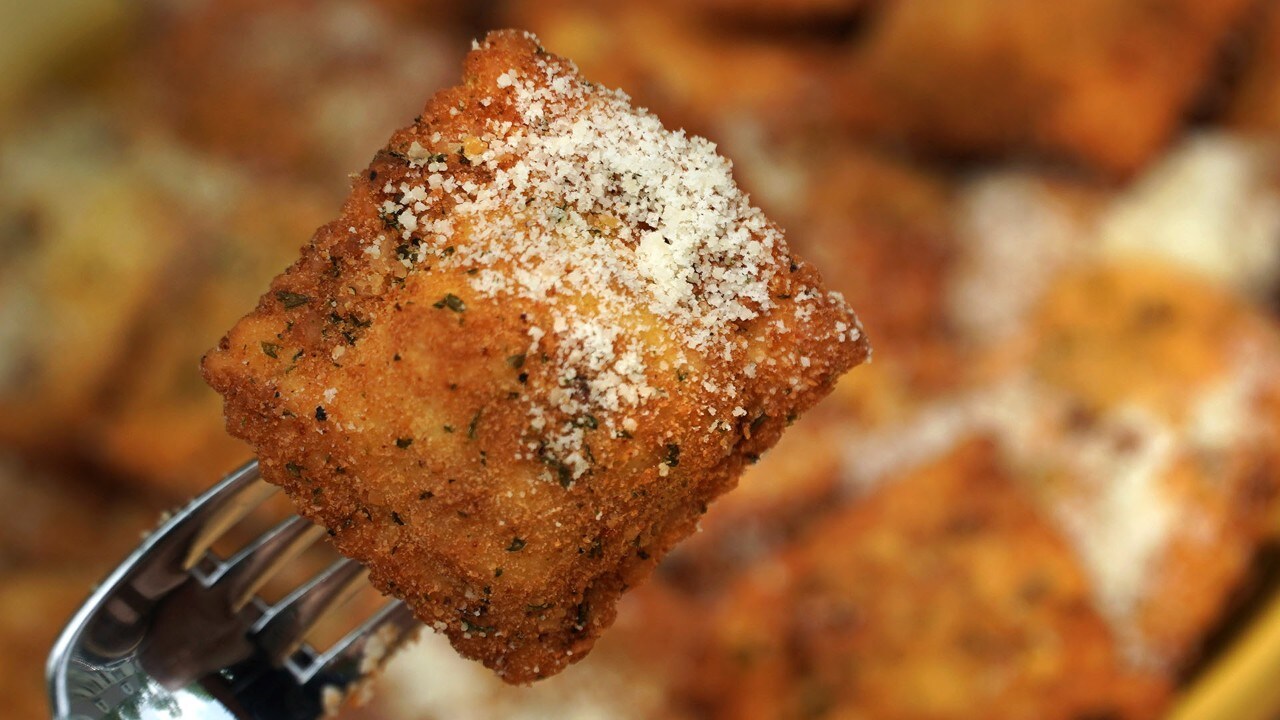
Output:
[13, 2, 1280, 719]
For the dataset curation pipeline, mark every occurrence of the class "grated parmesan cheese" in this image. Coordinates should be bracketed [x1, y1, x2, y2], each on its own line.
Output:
[368, 42, 846, 482]
[839, 376, 1187, 666]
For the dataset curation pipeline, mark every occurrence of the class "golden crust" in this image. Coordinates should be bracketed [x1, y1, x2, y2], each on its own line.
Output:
[678, 0, 869, 24]
[502, 0, 840, 141]
[684, 441, 1173, 720]
[789, 146, 961, 409]
[90, 169, 329, 497]
[656, 410, 844, 598]
[0, 111, 183, 450]
[203, 30, 867, 683]
[126, 0, 464, 182]
[1226, 1, 1280, 134]
[834, 0, 1254, 177]
[1023, 262, 1280, 666]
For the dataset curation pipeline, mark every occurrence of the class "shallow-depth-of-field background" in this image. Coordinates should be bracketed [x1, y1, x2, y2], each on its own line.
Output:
[11, 1, 1280, 718]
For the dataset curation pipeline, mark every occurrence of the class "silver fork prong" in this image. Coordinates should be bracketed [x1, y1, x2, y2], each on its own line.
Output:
[211, 515, 327, 612]
[254, 557, 370, 663]
[302, 601, 419, 683]
[50, 458, 428, 720]
[181, 462, 278, 570]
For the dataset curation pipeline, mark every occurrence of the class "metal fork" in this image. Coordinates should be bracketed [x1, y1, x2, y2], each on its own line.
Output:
[47, 460, 421, 720]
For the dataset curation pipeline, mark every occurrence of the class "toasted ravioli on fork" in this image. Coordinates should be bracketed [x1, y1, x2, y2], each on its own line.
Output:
[203, 30, 868, 683]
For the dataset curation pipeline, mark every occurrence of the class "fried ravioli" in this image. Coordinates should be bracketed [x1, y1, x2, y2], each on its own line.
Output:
[203, 30, 867, 683]
[686, 441, 1172, 720]
[834, 0, 1253, 177]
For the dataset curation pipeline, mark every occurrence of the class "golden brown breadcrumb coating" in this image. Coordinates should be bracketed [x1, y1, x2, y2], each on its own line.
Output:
[1226, 0, 1280, 135]
[1021, 262, 1280, 668]
[0, 111, 184, 451]
[685, 441, 1173, 720]
[127, 0, 463, 183]
[502, 0, 839, 141]
[834, 0, 1254, 177]
[91, 166, 329, 497]
[203, 30, 867, 683]
[655, 409, 845, 599]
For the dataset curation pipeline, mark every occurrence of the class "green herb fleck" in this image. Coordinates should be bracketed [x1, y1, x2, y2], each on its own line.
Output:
[260, 342, 280, 359]
[461, 620, 496, 635]
[506, 537, 527, 552]
[391, 511, 405, 526]
[275, 290, 311, 309]
[575, 414, 598, 430]
[284, 462, 302, 477]
[572, 602, 590, 632]
[315, 406, 328, 422]
[665, 443, 681, 467]
[507, 353, 526, 369]
[433, 293, 466, 312]
[541, 453, 574, 487]
[395, 437, 414, 449]
[468, 409, 482, 439]
[443, 425, 454, 434]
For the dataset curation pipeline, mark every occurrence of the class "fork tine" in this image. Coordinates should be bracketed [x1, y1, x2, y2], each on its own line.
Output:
[254, 557, 370, 663]
[213, 515, 327, 612]
[180, 460, 277, 570]
[301, 601, 419, 683]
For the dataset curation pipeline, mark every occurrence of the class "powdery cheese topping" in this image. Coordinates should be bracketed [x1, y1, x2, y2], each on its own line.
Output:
[372, 42, 852, 482]
[838, 376, 1184, 667]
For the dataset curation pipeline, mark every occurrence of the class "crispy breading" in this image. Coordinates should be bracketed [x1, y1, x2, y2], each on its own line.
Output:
[0, 109, 183, 450]
[1021, 262, 1280, 668]
[685, 440, 1173, 720]
[203, 30, 867, 683]
[678, 0, 870, 24]
[502, 0, 839, 141]
[813, 260, 1280, 684]
[656, 410, 845, 599]
[1226, 0, 1280, 134]
[834, 0, 1253, 177]
[375, 583, 705, 720]
[788, 146, 961, 410]
[90, 158, 330, 497]
[125, 0, 464, 184]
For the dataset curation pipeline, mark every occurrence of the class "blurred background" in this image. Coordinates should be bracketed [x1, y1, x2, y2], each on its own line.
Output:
[10, 0, 1280, 718]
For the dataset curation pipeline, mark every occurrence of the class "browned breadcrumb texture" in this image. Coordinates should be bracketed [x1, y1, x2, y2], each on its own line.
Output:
[685, 441, 1172, 720]
[202, 29, 868, 683]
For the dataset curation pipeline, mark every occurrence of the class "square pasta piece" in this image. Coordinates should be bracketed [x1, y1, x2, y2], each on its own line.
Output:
[203, 29, 868, 683]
